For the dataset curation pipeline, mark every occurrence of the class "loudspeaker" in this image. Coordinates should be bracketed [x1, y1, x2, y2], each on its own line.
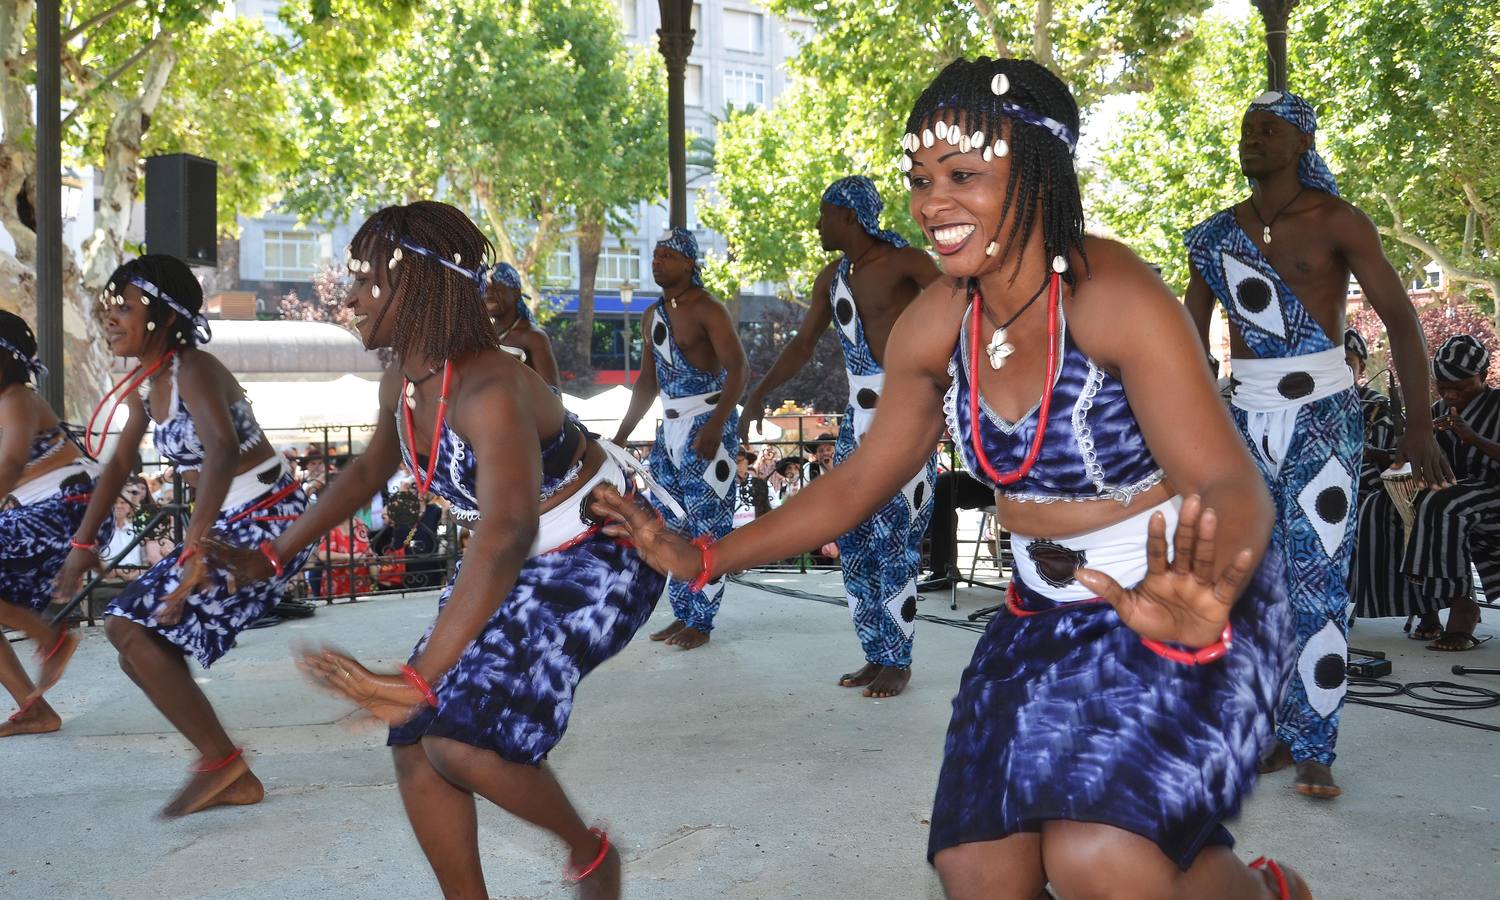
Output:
[144, 154, 217, 266]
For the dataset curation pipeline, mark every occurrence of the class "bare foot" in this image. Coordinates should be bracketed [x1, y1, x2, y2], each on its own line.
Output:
[31, 629, 80, 699]
[665, 626, 710, 650]
[864, 666, 911, 698]
[573, 839, 621, 900]
[1256, 741, 1294, 775]
[0, 699, 61, 737]
[161, 756, 264, 818]
[649, 620, 686, 642]
[838, 662, 880, 688]
[1294, 761, 1341, 799]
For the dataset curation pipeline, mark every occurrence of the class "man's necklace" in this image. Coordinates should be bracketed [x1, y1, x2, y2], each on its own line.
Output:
[848, 241, 886, 277]
[1249, 187, 1306, 245]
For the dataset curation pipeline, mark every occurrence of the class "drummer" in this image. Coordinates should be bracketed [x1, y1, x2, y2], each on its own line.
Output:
[1351, 335, 1500, 649]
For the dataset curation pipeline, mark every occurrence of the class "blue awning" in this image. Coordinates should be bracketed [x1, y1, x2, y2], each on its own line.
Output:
[539, 292, 658, 315]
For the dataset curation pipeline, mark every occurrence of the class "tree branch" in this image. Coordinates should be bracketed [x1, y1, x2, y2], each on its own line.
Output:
[969, 0, 1009, 58]
[1031, 0, 1054, 67]
[1378, 190, 1500, 305]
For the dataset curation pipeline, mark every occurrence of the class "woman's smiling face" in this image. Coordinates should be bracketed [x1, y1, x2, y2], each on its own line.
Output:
[907, 117, 1014, 279]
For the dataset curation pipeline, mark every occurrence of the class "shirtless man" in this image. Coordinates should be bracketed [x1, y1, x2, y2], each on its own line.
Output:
[1184, 90, 1449, 799]
[613, 228, 746, 650]
[741, 176, 940, 698]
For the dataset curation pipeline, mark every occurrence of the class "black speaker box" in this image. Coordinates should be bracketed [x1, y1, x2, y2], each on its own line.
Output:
[144, 154, 217, 266]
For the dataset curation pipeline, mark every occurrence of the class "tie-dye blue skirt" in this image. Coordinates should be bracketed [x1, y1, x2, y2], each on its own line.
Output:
[0, 473, 111, 613]
[928, 549, 1293, 870]
[105, 473, 311, 668]
[388, 530, 665, 765]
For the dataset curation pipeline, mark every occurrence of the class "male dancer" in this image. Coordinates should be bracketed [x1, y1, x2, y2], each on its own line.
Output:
[614, 228, 745, 650]
[1185, 90, 1449, 798]
[741, 176, 940, 698]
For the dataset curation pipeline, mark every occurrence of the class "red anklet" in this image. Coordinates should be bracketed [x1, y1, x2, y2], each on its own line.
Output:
[7, 697, 38, 722]
[564, 827, 611, 882]
[688, 534, 716, 592]
[1249, 856, 1290, 900]
[400, 664, 439, 708]
[192, 747, 244, 773]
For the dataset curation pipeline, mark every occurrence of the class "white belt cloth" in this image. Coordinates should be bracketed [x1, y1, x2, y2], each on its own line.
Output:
[1009, 496, 1181, 603]
[659, 390, 719, 468]
[532, 442, 685, 554]
[845, 370, 884, 444]
[221, 457, 291, 512]
[9, 459, 99, 506]
[1230, 347, 1353, 474]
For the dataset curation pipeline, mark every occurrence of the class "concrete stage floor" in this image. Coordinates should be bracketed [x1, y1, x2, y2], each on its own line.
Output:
[3, 572, 1496, 899]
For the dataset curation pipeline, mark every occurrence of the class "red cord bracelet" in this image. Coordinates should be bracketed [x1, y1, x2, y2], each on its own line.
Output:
[258, 540, 285, 578]
[1141, 623, 1234, 665]
[69, 540, 96, 552]
[400, 664, 439, 708]
[688, 534, 716, 592]
[564, 828, 611, 882]
[192, 746, 244, 773]
[175, 544, 200, 568]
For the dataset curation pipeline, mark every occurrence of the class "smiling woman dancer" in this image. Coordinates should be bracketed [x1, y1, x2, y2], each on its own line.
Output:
[592, 59, 1310, 899]
[50, 254, 312, 816]
[0, 311, 111, 737]
[211, 201, 665, 899]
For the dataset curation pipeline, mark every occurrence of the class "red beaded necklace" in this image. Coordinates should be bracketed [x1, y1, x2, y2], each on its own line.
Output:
[401, 360, 454, 499]
[85, 350, 177, 458]
[967, 272, 1061, 487]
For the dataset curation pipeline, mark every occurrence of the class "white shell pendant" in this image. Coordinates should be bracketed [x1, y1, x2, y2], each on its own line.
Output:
[986, 327, 1015, 370]
[404, 381, 417, 409]
[1262, 226, 1273, 244]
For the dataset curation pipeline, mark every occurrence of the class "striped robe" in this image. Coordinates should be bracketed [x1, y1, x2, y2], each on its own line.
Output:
[1351, 388, 1500, 619]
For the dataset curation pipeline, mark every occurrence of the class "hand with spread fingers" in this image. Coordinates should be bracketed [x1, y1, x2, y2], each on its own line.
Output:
[1398, 426, 1455, 488]
[588, 484, 702, 581]
[295, 645, 428, 726]
[1072, 495, 1254, 649]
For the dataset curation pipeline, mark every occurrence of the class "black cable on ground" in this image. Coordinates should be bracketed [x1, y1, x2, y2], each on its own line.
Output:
[730, 573, 993, 635]
[1346, 676, 1500, 733]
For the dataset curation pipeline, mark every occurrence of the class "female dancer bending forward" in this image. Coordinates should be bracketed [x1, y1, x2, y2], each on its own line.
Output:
[54, 254, 312, 815]
[592, 60, 1312, 899]
[211, 202, 665, 899]
[0, 311, 111, 736]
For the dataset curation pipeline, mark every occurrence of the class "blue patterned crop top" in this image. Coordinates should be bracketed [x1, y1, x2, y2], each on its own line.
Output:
[944, 299, 1165, 504]
[144, 355, 265, 471]
[397, 410, 587, 522]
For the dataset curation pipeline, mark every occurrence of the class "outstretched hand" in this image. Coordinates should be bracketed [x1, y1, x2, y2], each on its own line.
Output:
[588, 484, 702, 581]
[294, 644, 428, 726]
[1072, 496, 1253, 648]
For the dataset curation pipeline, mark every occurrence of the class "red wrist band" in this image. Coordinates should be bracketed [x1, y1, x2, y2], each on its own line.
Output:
[258, 540, 285, 578]
[175, 544, 199, 568]
[1141, 622, 1233, 665]
[688, 534, 716, 593]
[69, 540, 96, 551]
[400, 664, 439, 708]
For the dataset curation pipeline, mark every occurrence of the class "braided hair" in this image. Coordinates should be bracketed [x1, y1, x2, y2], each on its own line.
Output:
[350, 201, 501, 363]
[0, 310, 39, 387]
[904, 57, 1087, 286]
[104, 254, 205, 348]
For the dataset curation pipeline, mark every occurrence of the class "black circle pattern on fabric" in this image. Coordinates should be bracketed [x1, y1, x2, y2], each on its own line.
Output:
[901, 595, 917, 623]
[856, 388, 879, 409]
[1313, 653, 1345, 690]
[715, 460, 731, 481]
[1027, 540, 1087, 589]
[665, 409, 679, 419]
[836, 297, 854, 326]
[1236, 278, 1272, 314]
[1277, 371, 1315, 399]
[706, 393, 721, 405]
[653, 322, 668, 346]
[913, 481, 926, 510]
[1314, 486, 1348, 524]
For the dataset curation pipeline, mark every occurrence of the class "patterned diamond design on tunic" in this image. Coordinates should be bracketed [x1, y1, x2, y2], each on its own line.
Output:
[1221, 251, 1287, 340]
[1296, 453, 1355, 558]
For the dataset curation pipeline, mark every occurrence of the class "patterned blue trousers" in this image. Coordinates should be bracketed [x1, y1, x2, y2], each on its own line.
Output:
[106, 475, 312, 668]
[1234, 390, 1361, 766]
[833, 415, 936, 668]
[0, 475, 111, 613]
[647, 412, 738, 634]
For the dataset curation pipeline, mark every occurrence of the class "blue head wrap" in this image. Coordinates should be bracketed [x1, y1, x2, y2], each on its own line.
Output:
[488, 262, 533, 324]
[656, 227, 703, 287]
[821, 176, 908, 249]
[1246, 90, 1340, 197]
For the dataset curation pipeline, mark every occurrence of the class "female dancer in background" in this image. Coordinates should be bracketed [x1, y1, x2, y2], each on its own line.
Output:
[593, 59, 1310, 899]
[53, 254, 311, 816]
[0, 311, 111, 736]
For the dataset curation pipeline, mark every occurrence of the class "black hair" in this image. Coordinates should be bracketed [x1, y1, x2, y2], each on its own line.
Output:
[0, 310, 39, 387]
[904, 57, 1087, 285]
[104, 254, 205, 348]
[350, 201, 501, 363]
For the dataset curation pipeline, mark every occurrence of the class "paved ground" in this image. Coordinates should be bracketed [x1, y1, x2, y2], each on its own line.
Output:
[3, 572, 1497, 899]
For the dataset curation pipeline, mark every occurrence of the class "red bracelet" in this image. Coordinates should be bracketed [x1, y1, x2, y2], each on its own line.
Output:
[258, 540, 285, 578]
[175, 544, 200, 568]
[400, 664, 439, 708]
[1141, 623, 1234, 665]
[69, 540, 96, 552]
[564, 827, 611, 882]
[688, 534, 716, 593]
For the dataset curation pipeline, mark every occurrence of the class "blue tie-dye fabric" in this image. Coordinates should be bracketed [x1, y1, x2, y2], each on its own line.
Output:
[1246, 90, 1339, 197]
[0, 474, 113, 612]
[656, 227, 704, 287]
[821, 176, 908, 249]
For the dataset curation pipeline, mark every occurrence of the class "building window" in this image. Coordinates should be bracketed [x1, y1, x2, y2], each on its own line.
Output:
[723, 68, 766, 108]
[691, 3, 701, 33]
[723, 9, 765, 54]
[785, 19, 814, 48]
[543, 247, 574, 289]
[616, 0, 637, 36]
[685, 64, 703, 107]
[597, 246, 642, 290]
[263, 230, 321, 281]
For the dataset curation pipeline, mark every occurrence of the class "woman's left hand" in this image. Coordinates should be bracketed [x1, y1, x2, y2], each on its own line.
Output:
[295, 645, 428, 726]
[1073, 495, 1253, 648]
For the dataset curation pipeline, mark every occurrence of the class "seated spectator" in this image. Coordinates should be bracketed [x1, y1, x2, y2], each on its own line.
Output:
[917, 468, 998, 591]
[370, 490, 444, 589]
[103, 497, 143, 568]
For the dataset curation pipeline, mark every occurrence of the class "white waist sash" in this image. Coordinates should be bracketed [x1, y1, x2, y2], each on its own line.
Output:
[1230, 347, 1353, 474]
[532, 442, 685, 554]
[659, 390, 719, 467]
[1009, 497, 1181, 603]
[221, 457, 292, 513]
[10, 459, 99, 506]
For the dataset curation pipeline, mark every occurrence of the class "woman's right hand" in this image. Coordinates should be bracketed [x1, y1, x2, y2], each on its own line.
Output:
[52, 547, 103, 604]
[588, 484, 704, 581]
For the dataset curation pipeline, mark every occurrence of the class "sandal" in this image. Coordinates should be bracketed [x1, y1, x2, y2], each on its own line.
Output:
[1407, 623, 1442, 642]
[1427, 631, 1491, 652]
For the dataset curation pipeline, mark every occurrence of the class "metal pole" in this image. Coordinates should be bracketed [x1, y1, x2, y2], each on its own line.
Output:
[623, 306, 632, 385]
[657, 1, 695, 230]
[1252, 0, 1300, 92]
[36, 0, 65, 410]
